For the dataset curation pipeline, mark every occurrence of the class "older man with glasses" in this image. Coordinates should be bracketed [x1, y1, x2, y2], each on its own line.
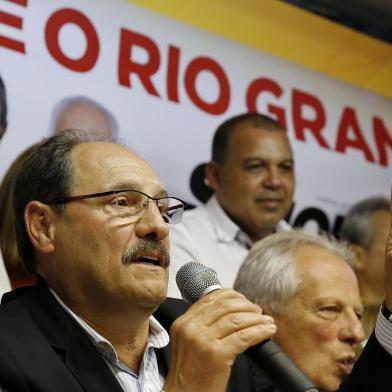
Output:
[0, 130, 276, 392]
[1, 130, 392, 392]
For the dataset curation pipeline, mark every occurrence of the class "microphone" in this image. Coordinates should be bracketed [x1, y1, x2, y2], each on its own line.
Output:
[176, 261, 319, 392]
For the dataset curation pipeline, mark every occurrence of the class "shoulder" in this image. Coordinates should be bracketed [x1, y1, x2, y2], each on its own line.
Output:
[0, 286, 45, 352]
[0, 286, 31, 323]
[170, 205, 214, 244]
[171, 199, 221, 234]
[177, 204, 210, 226]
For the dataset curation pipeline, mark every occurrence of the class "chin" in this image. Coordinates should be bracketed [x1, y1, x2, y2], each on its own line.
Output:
[256, 220, 278, 233]
[319, 379, 340, 392]
[142, 285, 168, 307]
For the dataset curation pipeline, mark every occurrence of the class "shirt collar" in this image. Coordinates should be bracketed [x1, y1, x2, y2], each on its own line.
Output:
[206, 195, 251, 245]
[206, 194, 291, 246]
[49, 288, 169, 364]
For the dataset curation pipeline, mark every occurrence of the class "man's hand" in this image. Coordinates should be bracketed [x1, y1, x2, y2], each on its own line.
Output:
[163, 289, 276, 392]
[385, 194, 392, 311]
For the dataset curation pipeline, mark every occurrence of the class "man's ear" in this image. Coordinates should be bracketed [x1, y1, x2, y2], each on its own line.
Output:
[24, 201, 56, 255]
[205, 161, 220, 192]
[351, 244, 366, 273]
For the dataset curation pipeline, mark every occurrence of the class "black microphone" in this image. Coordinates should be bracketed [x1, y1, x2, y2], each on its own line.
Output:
[176, 261, 319, 392]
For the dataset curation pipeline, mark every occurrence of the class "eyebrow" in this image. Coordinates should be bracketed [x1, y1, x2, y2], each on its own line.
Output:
[109, 182, 168, 198]
[110, 182, 141, 191]
[242, 157, 295, 164]
[316, 297, 364, 313]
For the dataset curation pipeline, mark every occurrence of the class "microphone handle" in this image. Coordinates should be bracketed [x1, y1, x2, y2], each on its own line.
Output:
[246, 340, 319, 392]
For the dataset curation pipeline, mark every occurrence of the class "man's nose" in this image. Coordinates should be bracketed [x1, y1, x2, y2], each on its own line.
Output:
[135, 201, 170, 241]
[340, 313, 365, 345]
[263, 167, 283, 189]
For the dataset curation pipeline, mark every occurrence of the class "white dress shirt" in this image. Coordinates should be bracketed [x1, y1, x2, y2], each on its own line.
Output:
[0, 249, 11, 300]
[375, 306, 392, 356]
[168, 195, 290, 298]
[50, 289, 169, 392]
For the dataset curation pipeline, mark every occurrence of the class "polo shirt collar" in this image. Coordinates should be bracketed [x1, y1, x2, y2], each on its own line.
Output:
[206, 195, 252, 247]
[49, 288, 169, 365]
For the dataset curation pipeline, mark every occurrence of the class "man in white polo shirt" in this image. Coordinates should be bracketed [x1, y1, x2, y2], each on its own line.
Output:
[0, 130, 277, 391]
[168, 113, 294, 298]
[0, 130, 392, 392]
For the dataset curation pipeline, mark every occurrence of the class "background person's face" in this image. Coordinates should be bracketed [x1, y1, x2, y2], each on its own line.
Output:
[363, 210, 390, 302]
[49, 142, 170, 313]
[273, 246, 364, 391]
[209, 125, 295, 240]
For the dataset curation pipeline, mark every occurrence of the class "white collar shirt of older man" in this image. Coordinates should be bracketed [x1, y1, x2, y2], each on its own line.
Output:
[50, 288, 169, 392]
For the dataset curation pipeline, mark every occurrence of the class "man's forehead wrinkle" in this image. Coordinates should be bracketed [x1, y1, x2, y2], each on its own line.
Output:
[294, 247, 338, 277]
[104, 156, 161, 184]
[72, 142, 142, 172]
[70, 143, 127, 186]
[71, 142, 164, 194]
[296, 248, 359, 296]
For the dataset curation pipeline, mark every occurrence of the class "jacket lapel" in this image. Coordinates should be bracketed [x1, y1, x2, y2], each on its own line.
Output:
[19, 279, 124, 392]
[65, 323, 124, 392]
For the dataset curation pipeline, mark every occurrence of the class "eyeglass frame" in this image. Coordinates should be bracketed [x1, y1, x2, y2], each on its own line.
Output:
[44, 189, 188, 224]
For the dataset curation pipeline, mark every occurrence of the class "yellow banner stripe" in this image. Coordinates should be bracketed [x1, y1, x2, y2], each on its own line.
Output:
[127, 0, 392, 99]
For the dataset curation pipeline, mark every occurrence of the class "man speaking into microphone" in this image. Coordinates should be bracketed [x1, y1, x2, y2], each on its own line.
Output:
[0, 130, 392, 391]
[0, 130, 276, 392]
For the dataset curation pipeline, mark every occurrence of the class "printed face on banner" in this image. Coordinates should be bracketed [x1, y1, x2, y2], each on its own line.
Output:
[0, 0, 391, 236]
[273, 245, 364, 391]
[52, 102, 115, 138]
[208, 125, 295, 240]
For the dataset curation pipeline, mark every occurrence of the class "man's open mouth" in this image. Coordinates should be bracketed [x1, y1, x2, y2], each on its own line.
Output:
[135, 255, 160, 266]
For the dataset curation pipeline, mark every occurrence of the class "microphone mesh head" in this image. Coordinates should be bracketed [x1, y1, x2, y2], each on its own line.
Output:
[176, 261, 221, 303]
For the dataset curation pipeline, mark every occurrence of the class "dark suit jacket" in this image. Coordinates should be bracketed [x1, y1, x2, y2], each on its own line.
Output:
[1, 280, 392, 392]
[0, 281, 261, 392]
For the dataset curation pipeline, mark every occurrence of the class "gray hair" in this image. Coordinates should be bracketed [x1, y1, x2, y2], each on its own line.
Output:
[339, 196, 389, 250]
[234, 229, 353, 316]
[13, 129, 118, 273]
[48, 95, 119, 138]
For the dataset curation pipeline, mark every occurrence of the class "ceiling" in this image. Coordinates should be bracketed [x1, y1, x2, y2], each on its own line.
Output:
[281, 0, 392, 45]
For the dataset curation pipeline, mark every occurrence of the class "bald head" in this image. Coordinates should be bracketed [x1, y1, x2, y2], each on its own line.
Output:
[70, 142, 161, 195]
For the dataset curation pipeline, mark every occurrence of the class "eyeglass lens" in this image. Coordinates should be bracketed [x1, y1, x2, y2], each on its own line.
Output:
[113, 191, 184, 224]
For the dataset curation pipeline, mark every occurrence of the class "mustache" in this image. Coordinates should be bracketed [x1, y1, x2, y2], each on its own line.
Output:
[122, 239, 170, 267]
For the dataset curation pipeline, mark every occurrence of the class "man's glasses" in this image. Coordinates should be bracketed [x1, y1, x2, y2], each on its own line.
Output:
[46, 189, 187, 224]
